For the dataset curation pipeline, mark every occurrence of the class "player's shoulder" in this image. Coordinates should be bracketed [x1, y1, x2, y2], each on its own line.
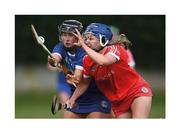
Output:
[107, 44, 127, 52]
[82, 55, 95, 72]
[83, 55, 93, 64]
[104, 44, 121, 53]
[54, 42, 63, 49]
[107, 44, 123, 49]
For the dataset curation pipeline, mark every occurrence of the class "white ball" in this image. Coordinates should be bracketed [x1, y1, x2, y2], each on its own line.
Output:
[38, 36, 45, 43]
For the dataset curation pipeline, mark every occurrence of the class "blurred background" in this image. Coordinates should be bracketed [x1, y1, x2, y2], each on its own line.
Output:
[15, 15, 165, 118]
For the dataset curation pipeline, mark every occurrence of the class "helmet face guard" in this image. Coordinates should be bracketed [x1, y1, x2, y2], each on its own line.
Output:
[84, 23, 112, 47]
[58, 20, 83, 35]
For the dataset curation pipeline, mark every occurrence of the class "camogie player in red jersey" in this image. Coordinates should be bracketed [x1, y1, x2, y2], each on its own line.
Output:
[67, 23, 153, 118]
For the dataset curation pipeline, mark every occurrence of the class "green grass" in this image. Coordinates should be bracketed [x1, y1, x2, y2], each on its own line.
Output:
[15, 89, 64, 118]
[149, 89, 165, 118]
[15, 88, 165, 118]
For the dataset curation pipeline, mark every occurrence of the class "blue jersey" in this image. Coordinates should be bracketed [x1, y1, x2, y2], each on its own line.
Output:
[52, 43, 111, 113]
[53, 43, 85, 73]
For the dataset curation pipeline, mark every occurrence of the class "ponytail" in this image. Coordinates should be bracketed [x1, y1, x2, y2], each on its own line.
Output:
[110, 33, 133, 49]
[117, 34, 132, 49]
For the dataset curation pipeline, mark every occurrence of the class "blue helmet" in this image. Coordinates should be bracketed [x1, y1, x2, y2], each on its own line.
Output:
[84, 23, 113, 47]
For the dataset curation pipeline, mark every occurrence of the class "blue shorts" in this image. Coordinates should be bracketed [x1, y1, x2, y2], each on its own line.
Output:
[56, 72, 111, 113]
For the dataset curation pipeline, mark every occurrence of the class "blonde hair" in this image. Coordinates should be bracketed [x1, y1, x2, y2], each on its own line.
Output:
[110, 33, 132, 49]
[116, 34, 132, 49]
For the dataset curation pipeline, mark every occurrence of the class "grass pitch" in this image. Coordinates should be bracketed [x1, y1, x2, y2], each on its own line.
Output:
[15, 88, 165, 118]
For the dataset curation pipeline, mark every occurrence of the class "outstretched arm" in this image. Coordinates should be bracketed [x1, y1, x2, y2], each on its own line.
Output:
[74, 29, 117, 66]
[66, 77, 91, 109]
[82, 42, 117, 66]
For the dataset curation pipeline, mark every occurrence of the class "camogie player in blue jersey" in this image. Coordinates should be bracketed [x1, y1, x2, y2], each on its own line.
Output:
[47, 20, 112, 118]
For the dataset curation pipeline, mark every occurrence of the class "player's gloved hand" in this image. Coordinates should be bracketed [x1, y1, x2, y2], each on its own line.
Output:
[66, 74, 80, 87]
[48, 55, 58, 67]
[47, 55, 63, 72]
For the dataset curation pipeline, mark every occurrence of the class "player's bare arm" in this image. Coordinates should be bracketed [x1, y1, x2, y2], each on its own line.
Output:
[67, 77, 91, 109]
[66, 68, 83, 86]
[74, 29, 117, 66]
[59, 91, 70, 105]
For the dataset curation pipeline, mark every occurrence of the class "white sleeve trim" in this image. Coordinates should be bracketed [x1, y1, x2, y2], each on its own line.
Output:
[128, 61, 136, 68]
[83, 74, 91, 78]
[75, 65, 83, 70]
[52, 52, 62, 59]
[107, 52, 120, 61]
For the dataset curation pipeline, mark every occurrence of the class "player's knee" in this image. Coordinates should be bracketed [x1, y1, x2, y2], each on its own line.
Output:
[131, 96, 152, 118]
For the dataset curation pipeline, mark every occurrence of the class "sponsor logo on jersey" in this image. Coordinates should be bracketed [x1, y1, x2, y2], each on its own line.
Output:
[101, 100, 108, 108]
[141, 87, 149, 93]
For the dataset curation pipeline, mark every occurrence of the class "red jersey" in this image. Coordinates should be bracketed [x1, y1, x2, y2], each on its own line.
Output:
[83, 45, 150, 102]
[127, 49, 136, 68]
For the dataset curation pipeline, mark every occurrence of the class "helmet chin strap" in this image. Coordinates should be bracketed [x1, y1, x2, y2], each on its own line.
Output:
[99, 34, 109, 47]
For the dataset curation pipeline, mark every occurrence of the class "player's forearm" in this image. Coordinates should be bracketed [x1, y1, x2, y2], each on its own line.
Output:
[82, 43, 110, 66]
[59, 92, 69, 104]
[70, 78, 90, 102]
[74, 68, 83, 82]
[70, 85, 87, 102]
